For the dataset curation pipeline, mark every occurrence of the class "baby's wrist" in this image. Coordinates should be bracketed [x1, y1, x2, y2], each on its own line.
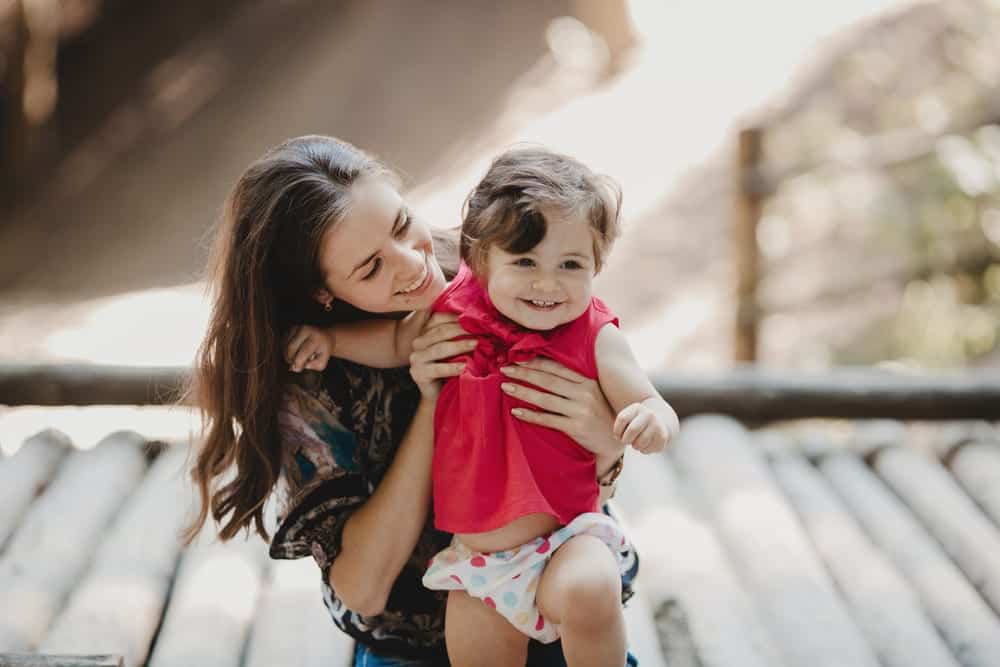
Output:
[597, 453, 625, 488]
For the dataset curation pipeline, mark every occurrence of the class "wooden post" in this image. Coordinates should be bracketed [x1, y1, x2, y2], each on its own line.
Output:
[734, 127, 764, 362]
[0, 0, 29, 197]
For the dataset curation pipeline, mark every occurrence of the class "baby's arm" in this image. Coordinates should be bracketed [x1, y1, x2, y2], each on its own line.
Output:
[286, 310, 431, 370]
[594, 323, 679, 453]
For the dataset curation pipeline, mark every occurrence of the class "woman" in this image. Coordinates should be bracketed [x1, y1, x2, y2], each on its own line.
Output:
[185, 135, 644, 666]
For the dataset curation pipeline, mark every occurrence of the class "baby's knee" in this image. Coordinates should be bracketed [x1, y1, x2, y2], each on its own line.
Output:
[559, 539, 622, 625]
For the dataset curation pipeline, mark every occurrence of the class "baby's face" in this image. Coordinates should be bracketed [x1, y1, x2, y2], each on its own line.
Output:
[483, 213, 597, 331]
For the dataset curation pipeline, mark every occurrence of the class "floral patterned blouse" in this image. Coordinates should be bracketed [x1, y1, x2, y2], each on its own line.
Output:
[268, 358, 637, 660]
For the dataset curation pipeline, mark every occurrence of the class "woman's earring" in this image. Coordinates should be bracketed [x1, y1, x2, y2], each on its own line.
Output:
[324, 301, 332, 312]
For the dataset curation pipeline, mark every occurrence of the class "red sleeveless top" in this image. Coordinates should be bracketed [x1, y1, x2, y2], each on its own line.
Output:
[430, 262, 619, 533]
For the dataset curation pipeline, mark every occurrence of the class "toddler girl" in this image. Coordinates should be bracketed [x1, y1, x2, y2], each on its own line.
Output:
[287, 147, 678, 666]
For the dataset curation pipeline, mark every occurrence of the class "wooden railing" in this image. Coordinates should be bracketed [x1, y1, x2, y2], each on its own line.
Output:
[2, 363, 999, 421]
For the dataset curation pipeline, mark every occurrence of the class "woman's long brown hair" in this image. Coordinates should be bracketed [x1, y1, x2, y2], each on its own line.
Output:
[183, 135, 457, 544]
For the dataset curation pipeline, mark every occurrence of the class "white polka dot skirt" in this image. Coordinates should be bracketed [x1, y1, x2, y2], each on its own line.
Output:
[422, 512, 627, 643]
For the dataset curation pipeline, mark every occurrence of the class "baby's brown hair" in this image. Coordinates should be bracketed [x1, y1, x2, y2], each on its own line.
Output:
[460, 146, 622, 274]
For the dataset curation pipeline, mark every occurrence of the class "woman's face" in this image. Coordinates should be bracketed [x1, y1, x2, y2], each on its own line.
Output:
[314, 176, 447, 313]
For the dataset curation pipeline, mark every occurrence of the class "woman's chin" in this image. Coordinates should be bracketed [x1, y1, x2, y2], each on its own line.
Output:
[421, 266, 448, 302]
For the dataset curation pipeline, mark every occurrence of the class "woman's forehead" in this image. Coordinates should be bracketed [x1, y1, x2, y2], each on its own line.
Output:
[321, 179, 402, 279]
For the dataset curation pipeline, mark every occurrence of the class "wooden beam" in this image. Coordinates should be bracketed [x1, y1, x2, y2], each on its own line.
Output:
[820, 453, 1000, 662]
[0, 655, 123, 667]
[771, 449, 959, 667]
[655, 368, 1000, 421]
[2, 363, 1000, 420]
[672, 416, 880, 667]
[0, 429, 70, 550]
[40, 445, 192, 667]
[0, 433, 148, 653]
[873, 446, 1000, 617]
[0, 364, 189, 406]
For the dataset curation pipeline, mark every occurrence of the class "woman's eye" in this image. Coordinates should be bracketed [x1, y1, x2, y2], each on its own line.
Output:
[514, 258, 535, 267]
[362, 257, 382, 281]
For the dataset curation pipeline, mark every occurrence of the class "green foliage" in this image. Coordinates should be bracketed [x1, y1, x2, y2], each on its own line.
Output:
[761, 0, 1000, 368]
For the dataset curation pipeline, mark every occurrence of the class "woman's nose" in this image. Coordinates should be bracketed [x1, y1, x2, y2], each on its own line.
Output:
[389, 238, 422, 261]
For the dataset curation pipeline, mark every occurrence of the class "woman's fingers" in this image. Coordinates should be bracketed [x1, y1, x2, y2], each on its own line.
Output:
[513, 357, 588, 383]
[411, 338, 477, 365]
[499, 364, 579, 399]
[425, 312, 460, 328]
[510, 407, 570, 433]
[500, 382, 569, 414]
[413, 361, 466, 381]
[411, 360, 466, 399]
[416, 313, 461, 340]
[412, 323, 470, 351]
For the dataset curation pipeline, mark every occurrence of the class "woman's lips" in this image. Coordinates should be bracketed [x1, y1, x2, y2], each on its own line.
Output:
[398, 257, 432, 298]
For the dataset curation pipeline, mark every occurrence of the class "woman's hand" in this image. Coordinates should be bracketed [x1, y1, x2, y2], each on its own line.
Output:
[408, 313, 475, 399]
[499, 357, 624, 458]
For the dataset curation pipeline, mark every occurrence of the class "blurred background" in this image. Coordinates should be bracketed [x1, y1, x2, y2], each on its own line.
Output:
[3, 4, 1000, 665]
[3, 0, 1000, 376]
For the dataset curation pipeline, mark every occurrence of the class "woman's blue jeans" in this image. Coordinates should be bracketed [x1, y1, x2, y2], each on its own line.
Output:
[353, 641, 639, 666]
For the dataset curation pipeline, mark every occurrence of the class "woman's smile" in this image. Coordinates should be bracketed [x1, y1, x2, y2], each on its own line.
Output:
[396, 255, 430, 295]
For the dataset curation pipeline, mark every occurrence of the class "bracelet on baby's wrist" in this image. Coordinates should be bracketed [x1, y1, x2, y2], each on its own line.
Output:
[597, 453, 625, 488]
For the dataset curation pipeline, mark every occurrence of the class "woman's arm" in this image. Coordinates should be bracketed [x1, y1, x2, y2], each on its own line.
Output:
[327, 314, 474, 615]
[330, 396, 436, 614]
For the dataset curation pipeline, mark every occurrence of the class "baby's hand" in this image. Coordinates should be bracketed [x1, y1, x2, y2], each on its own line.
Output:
[285, 325, 334, 372]
[613, 402, 672, 454]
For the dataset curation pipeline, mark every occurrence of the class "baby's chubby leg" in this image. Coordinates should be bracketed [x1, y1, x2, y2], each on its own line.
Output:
[445, 589, 529, 667]
[536, 534, 625, 667]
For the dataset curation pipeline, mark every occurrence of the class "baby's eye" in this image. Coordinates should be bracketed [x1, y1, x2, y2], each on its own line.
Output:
[561, 260, 584, 270]
[513, 258, 536, 267]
